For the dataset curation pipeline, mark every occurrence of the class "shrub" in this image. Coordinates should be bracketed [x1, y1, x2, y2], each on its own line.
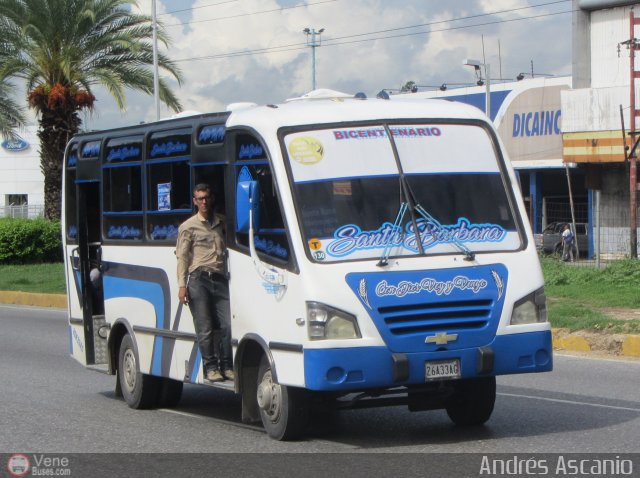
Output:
[0, 218, 62, 264]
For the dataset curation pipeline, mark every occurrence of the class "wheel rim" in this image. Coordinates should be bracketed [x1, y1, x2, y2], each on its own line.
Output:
[122, 348, 137, 394]
[257, 369, 282, 423]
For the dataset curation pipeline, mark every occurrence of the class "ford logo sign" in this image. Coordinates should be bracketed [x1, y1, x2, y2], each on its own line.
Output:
[1, 138, 30, 152]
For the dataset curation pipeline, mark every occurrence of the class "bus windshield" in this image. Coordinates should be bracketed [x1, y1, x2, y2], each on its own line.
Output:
[284, 123, 521, 263]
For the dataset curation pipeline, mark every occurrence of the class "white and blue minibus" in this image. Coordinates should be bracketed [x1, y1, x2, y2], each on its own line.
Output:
[63, 91, 551, 440]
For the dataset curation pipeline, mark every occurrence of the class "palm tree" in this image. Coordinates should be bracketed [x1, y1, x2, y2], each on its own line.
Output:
[0, 0, 183, 219]
[0, 77, 26, 140]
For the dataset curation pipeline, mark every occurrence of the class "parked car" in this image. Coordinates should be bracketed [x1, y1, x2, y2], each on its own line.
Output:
[535, 222, 589, 257]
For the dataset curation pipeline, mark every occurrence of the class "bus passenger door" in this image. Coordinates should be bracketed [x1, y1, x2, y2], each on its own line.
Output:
[73, 179, 107, 367]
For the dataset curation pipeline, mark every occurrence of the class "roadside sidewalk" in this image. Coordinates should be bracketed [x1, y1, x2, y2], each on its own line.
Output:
[1, 291, 639, 358]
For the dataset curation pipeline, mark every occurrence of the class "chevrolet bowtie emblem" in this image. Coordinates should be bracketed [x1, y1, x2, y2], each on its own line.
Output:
[425, 332, 459, 345]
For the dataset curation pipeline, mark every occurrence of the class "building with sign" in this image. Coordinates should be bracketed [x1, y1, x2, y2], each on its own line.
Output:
[562, 0, 640, 259]
[0, 125, 44, 218]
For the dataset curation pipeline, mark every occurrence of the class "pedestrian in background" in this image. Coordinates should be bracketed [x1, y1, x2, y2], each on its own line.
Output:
[561, 223, 575, 263]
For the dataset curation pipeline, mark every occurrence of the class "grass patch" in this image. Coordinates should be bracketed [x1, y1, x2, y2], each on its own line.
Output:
[0, 262, 65, 294]
[541, 257, 640, 332]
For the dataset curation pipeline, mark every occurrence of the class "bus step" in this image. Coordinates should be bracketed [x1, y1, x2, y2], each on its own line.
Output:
[93, 315, 108, 365]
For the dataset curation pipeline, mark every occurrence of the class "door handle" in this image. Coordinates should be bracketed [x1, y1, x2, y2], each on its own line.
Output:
[71, 247, 80, 271]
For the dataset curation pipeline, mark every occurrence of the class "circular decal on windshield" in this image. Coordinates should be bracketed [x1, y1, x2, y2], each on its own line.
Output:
[308, 238, 322, 250]
[288, 137, 324, 165]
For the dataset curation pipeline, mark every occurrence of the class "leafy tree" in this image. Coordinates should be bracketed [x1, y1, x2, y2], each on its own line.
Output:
[0, 0, 183, 219]
[401, 80, 417, 93]
[0, 77, 26, 140]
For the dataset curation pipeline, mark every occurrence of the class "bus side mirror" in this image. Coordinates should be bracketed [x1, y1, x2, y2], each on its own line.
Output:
[236, 180, 261, 233]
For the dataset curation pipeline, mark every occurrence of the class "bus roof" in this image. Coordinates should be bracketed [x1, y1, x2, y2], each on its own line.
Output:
[70, 94, 488, 142]
[226, 96, 489, 132]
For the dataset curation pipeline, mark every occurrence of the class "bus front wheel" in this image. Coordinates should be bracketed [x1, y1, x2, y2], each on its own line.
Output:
[118, 334, 159, 409]
[256, 355, 309, 440]
[445, 376, 496, 426]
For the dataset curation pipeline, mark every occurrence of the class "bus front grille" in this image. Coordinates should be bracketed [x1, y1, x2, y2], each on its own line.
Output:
[377, 299, 493, 336]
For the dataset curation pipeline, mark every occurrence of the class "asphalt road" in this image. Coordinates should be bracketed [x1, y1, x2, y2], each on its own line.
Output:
[1, 304, 638, 458]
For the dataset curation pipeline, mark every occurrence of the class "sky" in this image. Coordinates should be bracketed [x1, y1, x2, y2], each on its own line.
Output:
[78, 0, 574, 131]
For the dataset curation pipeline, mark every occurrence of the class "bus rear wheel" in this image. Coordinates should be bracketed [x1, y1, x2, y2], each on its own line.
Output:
[445, 376, 496, 426]
[118, 334, 159, 409]
[256, 355, 308, 440]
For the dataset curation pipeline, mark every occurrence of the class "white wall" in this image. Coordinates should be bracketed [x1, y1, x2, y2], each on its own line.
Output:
[590, 6, 634, 89]
[0, 125, 43, 206]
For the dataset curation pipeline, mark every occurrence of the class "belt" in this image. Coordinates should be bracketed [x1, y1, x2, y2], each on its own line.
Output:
[193, 268, 227, 282]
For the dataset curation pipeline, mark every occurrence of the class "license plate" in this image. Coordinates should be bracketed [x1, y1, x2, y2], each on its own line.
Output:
[425, 359, 461, 381]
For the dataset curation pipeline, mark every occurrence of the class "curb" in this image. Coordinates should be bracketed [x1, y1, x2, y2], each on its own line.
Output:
[0, 291, 67, 309]
[0, 292, 638, 359]
[551, 328, 640, 358]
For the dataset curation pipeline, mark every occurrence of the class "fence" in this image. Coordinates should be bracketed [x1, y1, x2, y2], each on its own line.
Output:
[537, 198, 640, 266]
[0, 204, 45, 219]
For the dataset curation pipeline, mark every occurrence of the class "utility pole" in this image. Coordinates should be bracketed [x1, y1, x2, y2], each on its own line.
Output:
[625, 10, 639, 257]
[303, 28, 324, 91]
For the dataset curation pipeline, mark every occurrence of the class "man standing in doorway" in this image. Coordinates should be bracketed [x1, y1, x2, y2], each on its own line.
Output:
[176, 184, 233, 382]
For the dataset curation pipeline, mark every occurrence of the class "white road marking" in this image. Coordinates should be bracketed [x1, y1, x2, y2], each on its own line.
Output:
[499, 392, 640, 412]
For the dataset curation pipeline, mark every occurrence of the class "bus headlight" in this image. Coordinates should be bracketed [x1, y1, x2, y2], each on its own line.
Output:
[307, 302, 361, 340]
[510, 287, 547, 325]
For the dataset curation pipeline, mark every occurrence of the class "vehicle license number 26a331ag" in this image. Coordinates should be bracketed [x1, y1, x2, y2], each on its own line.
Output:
[425, 359, 461, 381]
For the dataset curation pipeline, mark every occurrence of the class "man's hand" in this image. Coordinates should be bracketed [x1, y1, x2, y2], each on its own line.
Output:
[178, 286, 188, 305]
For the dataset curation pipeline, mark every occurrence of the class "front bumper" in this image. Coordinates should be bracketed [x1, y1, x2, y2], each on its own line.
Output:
[303, 330, 552, 391]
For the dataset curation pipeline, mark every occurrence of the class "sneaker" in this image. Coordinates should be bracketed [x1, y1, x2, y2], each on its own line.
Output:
[205, 370, 223, 382]
[223, 369, 235, 381]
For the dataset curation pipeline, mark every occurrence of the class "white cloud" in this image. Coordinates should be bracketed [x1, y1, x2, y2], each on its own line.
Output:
[83, 0, 572, 131]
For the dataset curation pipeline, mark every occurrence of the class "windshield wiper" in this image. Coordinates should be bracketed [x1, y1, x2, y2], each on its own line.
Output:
[377, 201, 408, 267]
[413, 203, 476, 261]
[381, 123, 475, 262]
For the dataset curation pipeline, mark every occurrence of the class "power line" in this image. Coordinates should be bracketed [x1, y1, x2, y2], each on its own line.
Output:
[159, 0, 239, 17]
[325, 0, 571, 43]
[164, 0, 340, 27]
[324, 10, 572, 48]
[173, 8, 573, 63]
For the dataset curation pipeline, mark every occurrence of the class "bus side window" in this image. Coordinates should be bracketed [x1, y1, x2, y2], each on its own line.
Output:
[103, 164, 143, 240]
[103, 135, 144, 241]
[146, 159, 191, 241]
[65, 144, 78, 243]
[235, 163, 290, 264]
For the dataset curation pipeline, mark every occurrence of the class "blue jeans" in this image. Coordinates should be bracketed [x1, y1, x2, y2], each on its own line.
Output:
[187, 271, 232, 372]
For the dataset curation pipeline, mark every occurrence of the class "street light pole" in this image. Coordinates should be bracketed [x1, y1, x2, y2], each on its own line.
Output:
[484, 63, 491, 119]
[463, 59, 491, 119]
[303, 28, 324, 91]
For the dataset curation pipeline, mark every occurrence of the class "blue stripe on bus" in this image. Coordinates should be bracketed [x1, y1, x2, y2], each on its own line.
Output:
[103, 275, 166, 375]
[152, 337, 164, 376]
[191, 353, 202, 383]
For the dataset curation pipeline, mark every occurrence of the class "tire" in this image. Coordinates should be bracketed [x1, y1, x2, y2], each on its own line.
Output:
[157, 377, 183, 408]
[118, 334, 159, 409]
[445, 376, 496, 426]
[256, 355, 309, 440]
